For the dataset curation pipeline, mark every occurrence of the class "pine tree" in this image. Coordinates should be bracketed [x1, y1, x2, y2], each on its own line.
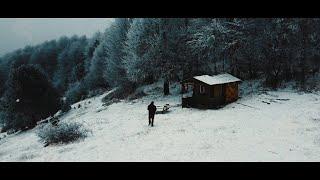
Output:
[104, 18, 131, 87]
[1, 65, 61, 131]
[123, 18, 162, 84]
[84, 37, 109, 92]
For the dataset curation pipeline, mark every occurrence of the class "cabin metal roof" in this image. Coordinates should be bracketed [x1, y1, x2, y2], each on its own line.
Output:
[193, 73, 241, 85]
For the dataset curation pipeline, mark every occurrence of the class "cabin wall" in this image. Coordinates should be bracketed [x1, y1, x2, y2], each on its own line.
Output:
[192, 82, 225, 108]
[192, 82, 210, 108]
[225, 82, 239, 103]
[211, 84, 225, 107]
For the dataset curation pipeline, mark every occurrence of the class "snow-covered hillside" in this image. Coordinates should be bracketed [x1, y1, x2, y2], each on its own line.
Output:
[1, 83, 320, 161]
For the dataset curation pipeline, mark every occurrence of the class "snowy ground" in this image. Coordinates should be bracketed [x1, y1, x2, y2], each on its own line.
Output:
[1, 83, 320, 161]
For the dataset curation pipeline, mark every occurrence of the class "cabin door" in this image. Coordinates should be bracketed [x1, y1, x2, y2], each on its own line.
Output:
[225, 83, 238, 103]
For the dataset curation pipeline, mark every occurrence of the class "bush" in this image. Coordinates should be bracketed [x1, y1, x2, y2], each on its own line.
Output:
[128, 90, 147, 100]
[102, 82, 136, 103]
[87, 88, 107, 98]
[37, 122, 88, 146]
[304, 74, 320, 92]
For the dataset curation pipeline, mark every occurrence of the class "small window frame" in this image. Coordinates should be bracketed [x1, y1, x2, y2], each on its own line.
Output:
[199, 84, 205, 94]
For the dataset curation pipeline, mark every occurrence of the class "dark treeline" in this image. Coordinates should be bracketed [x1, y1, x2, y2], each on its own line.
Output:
[1, 18, 320, 131]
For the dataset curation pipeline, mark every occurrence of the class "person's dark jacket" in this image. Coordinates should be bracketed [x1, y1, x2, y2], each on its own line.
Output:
[148, 103, 156, 117]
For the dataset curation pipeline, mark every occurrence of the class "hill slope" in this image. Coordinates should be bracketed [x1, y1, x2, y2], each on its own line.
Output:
[1, 83, 320, 161]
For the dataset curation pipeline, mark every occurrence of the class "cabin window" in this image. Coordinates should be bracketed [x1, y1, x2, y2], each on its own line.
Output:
[183, 83, 194, 92]
[200, 85, 205, 94]
[182, 83, 194, 98]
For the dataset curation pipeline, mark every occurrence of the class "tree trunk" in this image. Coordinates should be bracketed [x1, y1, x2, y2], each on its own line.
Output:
[164, 79, 170, 95]
[214, 61, 217, 74]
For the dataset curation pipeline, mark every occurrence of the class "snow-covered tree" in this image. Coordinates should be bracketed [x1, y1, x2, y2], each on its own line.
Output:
[187, 18, 244, 75]
[0, 61, 5, 96]
[84, 34, 109, 92]
[123, 18, 162, 84]
[29, 40, 59, 79]
[123, 18, 192, 95]
[104, 18, 131, 87]
[53, 35, 88, 93]
[84, 31, 103, 74]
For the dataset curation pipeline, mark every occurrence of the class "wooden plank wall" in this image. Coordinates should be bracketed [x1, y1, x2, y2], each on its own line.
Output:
[225, 82, 238, 103]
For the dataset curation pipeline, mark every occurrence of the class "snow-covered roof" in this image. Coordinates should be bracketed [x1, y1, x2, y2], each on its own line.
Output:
[193, 73, 241, 85]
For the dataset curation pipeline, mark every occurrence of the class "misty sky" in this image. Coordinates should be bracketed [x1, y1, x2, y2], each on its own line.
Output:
[0, 18, 114, 56]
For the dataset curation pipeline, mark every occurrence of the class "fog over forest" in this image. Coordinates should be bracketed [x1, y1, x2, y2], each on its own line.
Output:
[0, 18, 113, 55]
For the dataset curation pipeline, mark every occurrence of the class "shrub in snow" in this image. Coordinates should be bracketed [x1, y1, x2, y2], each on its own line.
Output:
[37, 122, 88, 146]
[128, 90, 147, 100]
[304, 75, 320, 92]
[102, 82, 136, 103]
[102, 98, 120, 107]
[87, 88, 106, 98]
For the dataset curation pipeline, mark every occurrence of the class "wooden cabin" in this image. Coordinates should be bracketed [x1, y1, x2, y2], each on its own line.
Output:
[181, 73, 241, 109]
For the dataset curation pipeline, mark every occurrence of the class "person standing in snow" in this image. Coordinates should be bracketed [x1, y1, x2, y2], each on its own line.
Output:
[148, 101, 157, 127]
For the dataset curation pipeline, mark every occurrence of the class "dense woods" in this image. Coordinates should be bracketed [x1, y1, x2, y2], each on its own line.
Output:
[1, 18, 320, 131]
